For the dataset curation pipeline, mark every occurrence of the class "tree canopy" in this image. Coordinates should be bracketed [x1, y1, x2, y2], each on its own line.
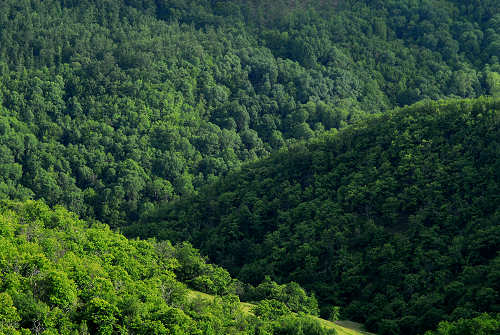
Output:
[129, 98, 500, 335]
[0, 0, 499, 226]
[0, 1, 499, 334]
[0, 200, 329, 334]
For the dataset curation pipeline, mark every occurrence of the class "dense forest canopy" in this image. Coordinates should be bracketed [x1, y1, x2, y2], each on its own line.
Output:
[0, 0, 499, 226]
[130, 98, 500, 334]
[0, 200, 336, 335]
[0, 0, 499, 334]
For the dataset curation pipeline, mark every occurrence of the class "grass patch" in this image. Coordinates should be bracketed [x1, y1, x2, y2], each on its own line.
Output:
[187, 290, 373, 335]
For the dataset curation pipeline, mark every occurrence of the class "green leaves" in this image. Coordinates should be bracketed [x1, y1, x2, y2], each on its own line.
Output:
[85, 298, 119, 335]
[2, 200, 323, 334]
[425, 313, 500, 335]
[0, 292, 21, 333]
[252, 299, 291, 321]
[0, 0, 497, 229]
[137, 98, 500, 334]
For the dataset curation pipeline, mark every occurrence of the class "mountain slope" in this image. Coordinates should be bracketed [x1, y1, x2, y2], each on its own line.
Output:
[187, 290, 373, 335]
[128, 97, 500, 334]
[0, 200, 340, 334]
[0, 0, 499, 226]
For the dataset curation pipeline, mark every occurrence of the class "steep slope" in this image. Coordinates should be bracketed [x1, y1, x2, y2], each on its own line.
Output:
[188, 289, 374, 335]
[0, 0, 499, 226]
[0, 200, 337, 334]
[128, 98, 500, 334]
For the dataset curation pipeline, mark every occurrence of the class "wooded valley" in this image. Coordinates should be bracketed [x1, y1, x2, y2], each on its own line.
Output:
[0, 0, 498, 334]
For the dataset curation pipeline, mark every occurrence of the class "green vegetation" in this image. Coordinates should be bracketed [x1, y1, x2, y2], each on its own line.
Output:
[0, 0, 499, 334]
[424, 313, 500, 335]
[0, 200, 335, 334]
[0, 0, 499, 226]
[187, 289, 371, 335]
[130, 98, 500, 334]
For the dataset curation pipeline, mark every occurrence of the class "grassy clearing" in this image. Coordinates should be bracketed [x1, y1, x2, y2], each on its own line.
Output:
[187, 290, 372, 335]
[314, 318, 374, 335]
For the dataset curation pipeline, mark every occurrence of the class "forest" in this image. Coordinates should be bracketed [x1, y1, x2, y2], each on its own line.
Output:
[0, 0, 499, 225]
[128, 98, 500, 334]
[0, 0, 498, 334]
[0, 200, 337, 334]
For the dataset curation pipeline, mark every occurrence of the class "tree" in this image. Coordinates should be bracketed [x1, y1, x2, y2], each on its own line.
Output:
[424, 314, 500, 335]
[329, 306, 341, 322]
[486, 71, 500, 97]
[0, 293, 21, 333]
[252, 300, 291, 321]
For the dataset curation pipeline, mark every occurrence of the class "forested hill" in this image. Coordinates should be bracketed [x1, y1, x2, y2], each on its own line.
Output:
[0, 0, 500, 227]
[0, 200, 341, 334]
[1, 1, 500, 334]
[128, 98, 500, 335]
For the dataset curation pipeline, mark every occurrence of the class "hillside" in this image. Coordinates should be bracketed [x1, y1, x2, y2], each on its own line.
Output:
[187, 290, 373, 335]
[0, 200, 341, 334]
[0, 0, 499, 226]
[128, 98, 500, 334]
[1, 0, 500, 334]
